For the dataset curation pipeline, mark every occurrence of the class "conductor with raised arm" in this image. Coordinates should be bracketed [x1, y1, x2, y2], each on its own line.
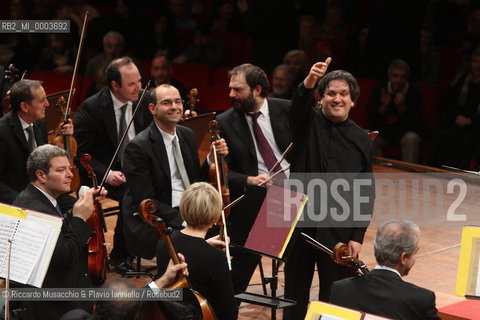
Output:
[283, 58, 374, 320]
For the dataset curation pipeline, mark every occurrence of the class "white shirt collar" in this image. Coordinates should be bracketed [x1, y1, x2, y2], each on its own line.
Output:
[374, 265, 402, 278]
[19, 117, 33, 130]
[156, 123, 177, 144]
[33, 185, 58, 208]
[110, 90, 131, 110]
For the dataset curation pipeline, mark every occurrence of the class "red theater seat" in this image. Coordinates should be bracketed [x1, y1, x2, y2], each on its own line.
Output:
[171, 63, 213, 89]
[195, 86, 231, 112]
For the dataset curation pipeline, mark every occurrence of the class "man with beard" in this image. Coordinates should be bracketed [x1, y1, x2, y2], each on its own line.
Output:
[216, 63, 291, 294]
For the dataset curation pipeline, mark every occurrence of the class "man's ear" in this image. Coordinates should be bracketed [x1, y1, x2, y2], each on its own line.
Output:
[148, 103, 156, 115]
[19, 101, 29, 113]
[110, 80, 120, 92]
[35, 169, 47, 184]
[399, 252, 407, 266]
[253, 85, 262, 98]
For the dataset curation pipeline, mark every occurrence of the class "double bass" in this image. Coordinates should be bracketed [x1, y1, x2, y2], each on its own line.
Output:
[79, 153, 108, 284]
[138, 199, 216, 320]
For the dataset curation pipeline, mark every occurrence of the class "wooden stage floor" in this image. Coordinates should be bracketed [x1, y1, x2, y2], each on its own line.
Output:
[101, 160, 478, 319]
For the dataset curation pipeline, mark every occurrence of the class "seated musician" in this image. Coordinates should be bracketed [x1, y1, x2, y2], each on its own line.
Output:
[59, 254, 190, 320]
[0, 79, 74, 204]
[329, 220, 440, 320]
[157, 182, 238, 320]
[121, 84, 228, 259]
[12, 144, 106, 320]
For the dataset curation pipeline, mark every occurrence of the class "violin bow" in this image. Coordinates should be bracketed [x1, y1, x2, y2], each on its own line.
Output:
[65, 11, 89, 122]
[223, 165, 290, 211]
[98, 80, 151, 190]
[211, 143, 232, 270]
[222, 143, 293, 212]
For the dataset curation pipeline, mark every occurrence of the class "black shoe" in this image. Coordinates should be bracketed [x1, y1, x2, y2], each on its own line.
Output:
[110, 257, 136, 274]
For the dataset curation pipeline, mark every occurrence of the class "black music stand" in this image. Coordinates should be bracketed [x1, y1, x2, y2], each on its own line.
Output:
[233, 185, 307, 320]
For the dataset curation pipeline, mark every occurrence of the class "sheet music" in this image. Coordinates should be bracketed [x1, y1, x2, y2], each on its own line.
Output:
[0, 203, 62, 287]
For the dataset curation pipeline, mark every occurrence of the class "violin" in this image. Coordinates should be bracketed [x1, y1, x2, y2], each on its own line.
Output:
[138, 199, 217, 320]
[184, 88, 199, 119]
[79, 153, 108, 284]
[208, 120, 230, 216]
[2, 64, 25, 115]
[301, 232, 369, 276]
[51, 95, 81, 192]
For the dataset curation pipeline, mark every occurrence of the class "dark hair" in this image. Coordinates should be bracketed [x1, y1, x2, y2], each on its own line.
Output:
[228, 63, 269, 97]
[93, 278, 142, 320]
[10, 79, 43, 112]
[27, 145, 67, 182]
[106, 56, 135, 89]
[388, 59, 410, 77]
[317, 70, 360, 102]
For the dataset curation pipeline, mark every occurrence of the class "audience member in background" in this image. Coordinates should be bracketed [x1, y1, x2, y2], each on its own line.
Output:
[268, 64, 295, 99]
[85, 31, 125, 95]
[135, 13, 179, 60]
[56, 0, 100, 37]
[209, 0, 241, 36]
[169, 0, 198, 30]
[420, 30, 441, 83]
[297, 15, 332, 65]
[283, 49, 310, 87]
[237, 0, 297, 72]
[368, 59, 426, 163]
[344, 26, 369, 76]
[429, 48, 480, 169]
[330, 220, 440, 320]
[148, 54, 188, 101]
[315, 3, 348, 67]
[34, 34, 76, 73]
[173, 23, 225, 67]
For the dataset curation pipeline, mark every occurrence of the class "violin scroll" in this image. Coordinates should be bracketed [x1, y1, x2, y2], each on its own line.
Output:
[332, 242, 369, 275]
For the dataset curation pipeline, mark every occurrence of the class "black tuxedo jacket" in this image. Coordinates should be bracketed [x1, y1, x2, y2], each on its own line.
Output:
[73, 87, 153, 182]
[13, 184, 92, 319]
[330, 269, 440, 320]
[216, 98, 291, 197]
[216, 98, 291, 245]
[122, 123, 206, 258]
[0, 111, 47, 203]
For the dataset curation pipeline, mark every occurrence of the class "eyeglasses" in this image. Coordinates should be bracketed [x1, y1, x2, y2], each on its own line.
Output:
[158, 99, 184, 107]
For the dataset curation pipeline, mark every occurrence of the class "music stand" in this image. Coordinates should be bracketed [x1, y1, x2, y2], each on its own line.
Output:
[233, 185, 307, 320]
[179, 112, 216, 163]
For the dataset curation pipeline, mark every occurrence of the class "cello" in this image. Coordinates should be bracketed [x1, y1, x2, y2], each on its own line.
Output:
[138, 199, 217, 320]
[208, 120, 232, 269]
[79, 153, 108, 284]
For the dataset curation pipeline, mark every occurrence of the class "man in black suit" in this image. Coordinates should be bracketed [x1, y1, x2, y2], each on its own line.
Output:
[0, 79, 73, 204]
[216, 63, 291, 294]
[330, 220, 440, 320]
[283, 58, 374, 320]
[74, 56, 152, 273]
[122, 83, 227, 258]
[13, 144, 102, 320]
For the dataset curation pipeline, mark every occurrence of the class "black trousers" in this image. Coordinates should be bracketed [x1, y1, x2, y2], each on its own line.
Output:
[282, 229, 355, 320]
